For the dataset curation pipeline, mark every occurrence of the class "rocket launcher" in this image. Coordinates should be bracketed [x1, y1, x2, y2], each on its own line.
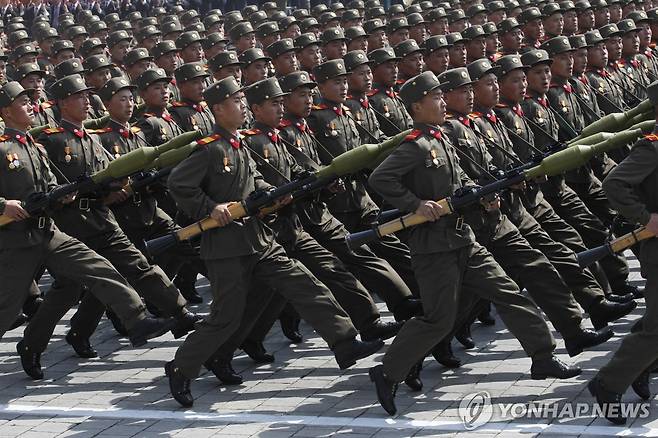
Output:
[577, 227, 654, 268]
[574, 99, 652, 140]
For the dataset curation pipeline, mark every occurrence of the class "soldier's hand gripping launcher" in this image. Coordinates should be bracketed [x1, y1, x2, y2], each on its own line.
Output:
[144, 130, 411, 257]
[0, 130, 201, 227]
[346, 127, 647, 248]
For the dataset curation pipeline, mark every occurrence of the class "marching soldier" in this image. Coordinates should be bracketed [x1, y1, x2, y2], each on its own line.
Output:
[344, 51, 386, 144]
[590, 81, 658, 425]
[13, 63, 57, 128]
[394, 39, 425, 90]
[368, 71, 579, 417]
[169, 62, 215, 136]
[163, 76, 384, 408]
[0, 80, 176, 376]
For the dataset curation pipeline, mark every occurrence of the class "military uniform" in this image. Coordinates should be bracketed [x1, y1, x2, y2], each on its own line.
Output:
[594, 126, 658, 413]
[166, 77, 370, 389]
[25, 75, 191, 351]
[368, 72, 559, 386]
[308, 60, 418, 295]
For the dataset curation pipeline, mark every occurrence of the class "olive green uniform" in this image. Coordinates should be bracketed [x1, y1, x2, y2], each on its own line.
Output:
[169, 99, 215, 136]
[598, 133, 658, 392]
[367, 84, 413, 137]
[0, 127, 145, 341]
[308, 98, 419, 294]
[369, 122, 556, 382]
[345, 93, 386, 143]
[168, 126, 357, 378]
[24, 120, 188, 348]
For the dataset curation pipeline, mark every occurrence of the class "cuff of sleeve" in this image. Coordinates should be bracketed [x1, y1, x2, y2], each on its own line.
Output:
[0, 198, 6, 215]
[639, 210, 652, 226]
[403, 197, 422, 214]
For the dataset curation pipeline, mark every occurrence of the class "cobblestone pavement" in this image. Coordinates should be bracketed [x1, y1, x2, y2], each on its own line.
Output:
[0, 252, 654, 437]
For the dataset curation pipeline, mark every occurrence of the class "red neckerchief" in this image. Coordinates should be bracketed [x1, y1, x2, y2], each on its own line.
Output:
[485, 111, 497, 123]
[229, 135, 240, 149]
[267, 129, 279, 143]
[512, 104, 524, 117]
[73, 128, 85, 138]
[193, 103, 204, 113]
[296, 120, 307, 132]
[162, 111, 173, 122]
[578, 74, 588, 85]
[458, 115, 471, 128]
[384, 88, 395, 98]
[426, 127, 442, 139]
[32, 103, 41, 113]
[119, 127, 131, 138]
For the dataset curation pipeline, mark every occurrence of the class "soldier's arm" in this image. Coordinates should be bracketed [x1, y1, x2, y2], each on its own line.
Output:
[368, 141, 423, 213]
[167, 147, 217, 220]
[135, 117, 159, 145]
[247, 152, 273, 192]
[602, 140, 657, 226]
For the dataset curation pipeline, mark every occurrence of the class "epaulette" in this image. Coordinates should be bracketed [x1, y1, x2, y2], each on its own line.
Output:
[41, 100, 54, 109]
[524, 94, 533, 100]
[404, 129, 422, 141]
[366, 89, 379, 97]
[643, 134, 658, 142]
[130, 126, 141, 134]
[0, 134, 10, 142]
[617, 58, 626, 66]
[196, 133, 221, 145]
[279, 119, 293, 128]
[171, 101, 188, 107]
[241, 128, 262, 136]
[495, 103, 509, 108]
[312, 103, 328, 110]
[43, 127, 64, 134]
[469, 111, 483, 118]
[88, 127, 113, 134]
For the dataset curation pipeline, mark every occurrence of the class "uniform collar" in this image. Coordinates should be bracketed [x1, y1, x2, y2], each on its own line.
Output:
[3, 127, 31, 145]
[254, 121, 280, 140]
[109, 118, 132, 137]
[61, 119, 86, 138]
[213, 124, 242, 148]
[412, 122, 443, 139]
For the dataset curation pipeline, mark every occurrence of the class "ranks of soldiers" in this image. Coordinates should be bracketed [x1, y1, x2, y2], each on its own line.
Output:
[1, 0, 658, 427]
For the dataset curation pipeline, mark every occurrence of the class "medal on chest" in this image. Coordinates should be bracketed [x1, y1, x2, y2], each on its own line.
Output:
[560, 101, 569, 113]
[515, 122, 522, 135]
[64, 146, 72, 163]
[263, 148, 271, 163]
[296, 138, 303, 150]
[383, 103, 390, 118]
[431, 149, 439, 166]
[113, 144, 121, 159]
[329, 121, 338, 137]
[6, 152, 19, 169]
[223, 156, 231, 173]
[355, 111, 363, 124]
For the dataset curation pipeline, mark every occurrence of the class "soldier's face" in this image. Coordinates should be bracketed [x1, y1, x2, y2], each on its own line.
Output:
[415, 88, 445, 125]
[348, 63, 373, 93]
[373, 60, 398, 87]
[426, 48, 449, 74]
[156, 52, 179, 74]
[573, 48, 587, 75]
[473, 73, 499, 108]
[21, 73, 44, 96]
[215, 65, 242, 84]
[544, 14, 564, 36]
[488, 11, 506, 26]
[273, 52, 298, 76]
[283, 24, 301, 40]
[348, 37, 368, 53]
[445, 85, 473, 114]
[236, 33, 257, 52]
[524, 19, 544, 41]
[4, 95, 34, 128]
[448, 43, 467, 67]
[61, 91, 90, 123]
[181, 42, 204, 63]
[214, 91, 246, 130]
[128, 59, 153, 81]
[298, 44, 322, 69]
[638, 23, 652, 47]
[606, 36, 623, 61]
[323, 40, 347, 60]
[368, 29, 388, 50]
[622, 31, 640, 56]
[86, 68, 112, 90]
[587, 42, 608, 68]
[142, 80, 170, 108]
[594, 7, 610, 27]
[499, 69, 527, 103]
[244, 60, 269, 85]
[563, 11, 578, 33]
[526, 64, 551, 94]
[609, 4, 622, 22]
[110, 41, 131, 62]
[500, 28, 523, 51]
[410, 24, 427, 44]
[252, 96, 284, 127]
[180, 77, 206, 102]
[551, 52, 573, 78]
[578, 10, 594, 30]
[106, 88, 134, 123]
[486, 35, 499, 54]
[389, 29, 409, 47]
[400, 52, 424, 77]
[318, 76, 348, 103]
[466, 37, 486, 61]
[284, 86, 314, 118]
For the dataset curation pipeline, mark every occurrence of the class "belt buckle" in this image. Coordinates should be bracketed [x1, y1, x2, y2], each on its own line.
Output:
[79, 198, 90, 211]
[133, 192, 141, 206]
[38, 217, 46, 229]
[455, 215, 464, 231]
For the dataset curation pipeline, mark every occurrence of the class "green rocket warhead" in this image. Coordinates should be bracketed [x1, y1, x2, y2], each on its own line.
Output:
[568, 132, 614, 146]
[314, 129, 411, 179]
[90, 130, 202, 183]
[149, 141, 198, 170]
[575, 99, 651, 140]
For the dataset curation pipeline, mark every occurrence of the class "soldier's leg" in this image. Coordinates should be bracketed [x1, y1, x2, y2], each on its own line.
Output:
[547, 186, 629, 290]
[597, 255, 658, 393]
[488, 216, 583, 339]
[23, 233, 147, 353]
[97, 229, 187, 317]
[0, 247, 41, 338]
[524, 202, 605, 310]
[288, 232, 380, 331]
[243, 294, 290, 345]
[333, 210, 419, 295]
[307, 217, 415, 314]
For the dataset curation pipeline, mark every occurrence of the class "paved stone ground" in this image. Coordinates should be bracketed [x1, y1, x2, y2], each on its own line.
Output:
[0, 251, 655, 437]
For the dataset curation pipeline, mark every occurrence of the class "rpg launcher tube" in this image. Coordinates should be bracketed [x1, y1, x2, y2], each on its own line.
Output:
[577, 227, 654, 268]
[575, 99, 651, 140]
